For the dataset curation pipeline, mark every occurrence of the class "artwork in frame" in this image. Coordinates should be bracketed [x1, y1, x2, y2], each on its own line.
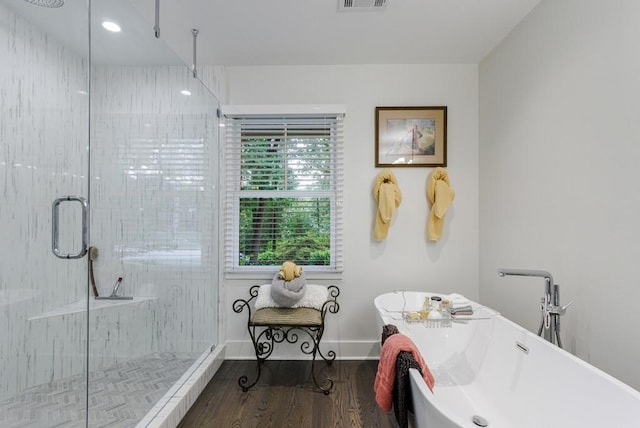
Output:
[375, 106, 447, 167]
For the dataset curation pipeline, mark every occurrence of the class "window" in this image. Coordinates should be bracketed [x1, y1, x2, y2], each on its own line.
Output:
[224, 108, 344, 273]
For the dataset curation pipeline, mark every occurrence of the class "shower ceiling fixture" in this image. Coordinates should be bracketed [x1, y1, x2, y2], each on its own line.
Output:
[23, 0, 64, 8]
[339, 0, 388, 10]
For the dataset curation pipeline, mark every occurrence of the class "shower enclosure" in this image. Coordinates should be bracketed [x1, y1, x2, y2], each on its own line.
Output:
[0, 0, 219, 426]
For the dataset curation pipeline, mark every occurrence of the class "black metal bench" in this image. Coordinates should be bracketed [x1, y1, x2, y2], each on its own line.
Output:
[232, 284, 340, 394]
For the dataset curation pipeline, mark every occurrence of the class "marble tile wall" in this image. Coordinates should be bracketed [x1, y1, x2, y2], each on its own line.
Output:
[0, 2, 219, 403]
[89, 64, 219, 360]
[0, 2, 89, 401]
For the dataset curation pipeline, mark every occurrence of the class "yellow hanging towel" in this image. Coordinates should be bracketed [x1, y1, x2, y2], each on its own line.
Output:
[373, 169, 402, 241]
[427, 167, 455, 241]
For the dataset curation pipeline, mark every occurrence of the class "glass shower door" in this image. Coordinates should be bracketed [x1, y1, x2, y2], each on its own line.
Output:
[86, 1, 220, 426]
[1, 0, 219, 425]
[0, 0, 91, 427]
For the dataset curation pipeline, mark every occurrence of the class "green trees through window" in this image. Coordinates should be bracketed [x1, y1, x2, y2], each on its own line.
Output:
[239, 197, 331, 266]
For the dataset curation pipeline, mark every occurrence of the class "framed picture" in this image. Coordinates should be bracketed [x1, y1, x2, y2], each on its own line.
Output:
[375, 106, 447, 167]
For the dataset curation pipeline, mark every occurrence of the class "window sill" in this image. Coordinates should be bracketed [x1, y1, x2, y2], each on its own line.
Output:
[224, 270, 343, 282]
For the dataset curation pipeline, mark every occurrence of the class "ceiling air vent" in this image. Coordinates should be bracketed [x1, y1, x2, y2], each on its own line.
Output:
[339, 0, 388, 11]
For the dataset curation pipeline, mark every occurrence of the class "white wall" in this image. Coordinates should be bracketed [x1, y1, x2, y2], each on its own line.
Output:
[480, 0, 640, 390]
[223, 64, 479, 358]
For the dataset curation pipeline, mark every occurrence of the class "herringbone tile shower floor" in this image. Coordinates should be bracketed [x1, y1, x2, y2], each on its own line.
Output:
[0, 353, 196, 428]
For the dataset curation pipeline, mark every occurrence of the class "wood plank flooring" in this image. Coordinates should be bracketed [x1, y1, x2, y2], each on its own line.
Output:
[179, 360, 398, 428]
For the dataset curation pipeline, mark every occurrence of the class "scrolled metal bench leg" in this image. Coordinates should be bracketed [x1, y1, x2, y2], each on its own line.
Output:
[311, 349, 334, 395]
[300, 327, 334, 394]
[311, 325, 336, 366]
[238, 325, 276, 391]
[316, 342, 337, 366]
[238, 363, 261, 392]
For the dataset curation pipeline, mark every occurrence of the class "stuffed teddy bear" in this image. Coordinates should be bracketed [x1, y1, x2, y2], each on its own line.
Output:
[278, 260, 303, 281]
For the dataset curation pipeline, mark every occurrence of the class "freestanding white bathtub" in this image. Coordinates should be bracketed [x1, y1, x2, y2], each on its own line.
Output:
[374, 291, 640, 428]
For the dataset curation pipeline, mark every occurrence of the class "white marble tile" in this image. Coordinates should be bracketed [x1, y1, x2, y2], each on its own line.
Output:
[1, 6, 221, 424]
[136, 345, 225, 428]
[1, 1, 89, 401]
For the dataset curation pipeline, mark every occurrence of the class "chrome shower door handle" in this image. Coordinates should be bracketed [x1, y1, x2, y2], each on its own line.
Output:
[52, 196, 88, 259]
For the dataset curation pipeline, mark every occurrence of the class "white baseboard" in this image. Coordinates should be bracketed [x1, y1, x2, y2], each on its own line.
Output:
[225, 340, 380, 360]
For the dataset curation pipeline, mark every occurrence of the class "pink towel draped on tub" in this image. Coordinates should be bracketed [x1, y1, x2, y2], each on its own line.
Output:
[374, 333, 435, 412]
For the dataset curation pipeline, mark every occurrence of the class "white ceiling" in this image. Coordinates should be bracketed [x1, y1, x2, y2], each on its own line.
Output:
[134, 0, 542, 66]
[4, 0, 542, 66]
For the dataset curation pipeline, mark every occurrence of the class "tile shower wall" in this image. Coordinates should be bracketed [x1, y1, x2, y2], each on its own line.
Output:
[89, 64, 218, 363]
[0, 3, 89, 401]
[1, 2, 218, 402]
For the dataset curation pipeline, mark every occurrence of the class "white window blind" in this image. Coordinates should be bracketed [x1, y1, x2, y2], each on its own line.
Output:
[224, 111, 344, 272]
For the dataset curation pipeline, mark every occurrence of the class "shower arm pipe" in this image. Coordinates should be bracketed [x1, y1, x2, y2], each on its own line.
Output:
[154, 0, 160, 38]
[191, 28, 199, 78]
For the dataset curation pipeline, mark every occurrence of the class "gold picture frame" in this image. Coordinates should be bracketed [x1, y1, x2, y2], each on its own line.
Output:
[375, 106, 447, 167]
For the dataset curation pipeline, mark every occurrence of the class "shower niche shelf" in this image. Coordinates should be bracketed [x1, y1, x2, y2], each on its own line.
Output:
[28, 296, 158, 321]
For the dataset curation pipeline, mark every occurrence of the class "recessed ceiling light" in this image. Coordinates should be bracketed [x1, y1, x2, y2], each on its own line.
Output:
[180, 90, 192, 96]
[102, 21, 121, 32]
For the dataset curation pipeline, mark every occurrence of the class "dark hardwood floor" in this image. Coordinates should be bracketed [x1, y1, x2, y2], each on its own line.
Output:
[178, 360, 398, 428]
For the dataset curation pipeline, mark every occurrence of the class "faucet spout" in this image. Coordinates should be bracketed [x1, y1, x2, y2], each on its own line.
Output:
[497, 268, 554, 288]
[111, 277, 123, 297]
[498, 267, 568, 349]
[497, 268, 554, 307]
[94, 275, 132, 300]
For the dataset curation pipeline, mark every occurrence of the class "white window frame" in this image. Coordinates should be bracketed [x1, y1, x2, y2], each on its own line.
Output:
[222, 105, 345, 275]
